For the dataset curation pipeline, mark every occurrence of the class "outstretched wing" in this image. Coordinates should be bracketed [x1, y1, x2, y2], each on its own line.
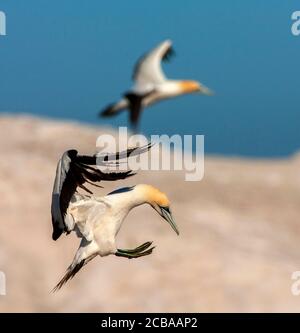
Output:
[51, 144, 152, 241]
[132, 40, 175, 90]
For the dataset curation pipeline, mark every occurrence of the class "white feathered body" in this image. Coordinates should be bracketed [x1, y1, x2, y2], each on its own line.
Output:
[66, 188, 145, 266]
[53, 184, 176, 290]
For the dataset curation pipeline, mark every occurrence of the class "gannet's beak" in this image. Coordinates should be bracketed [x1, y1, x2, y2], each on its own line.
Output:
[160, 207, 179, 235]
[198, 84, 214, 96]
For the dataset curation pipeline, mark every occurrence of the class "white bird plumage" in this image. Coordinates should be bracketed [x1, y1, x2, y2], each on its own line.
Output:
[100, 39, 213, 131]
[53, 184, 179, 291]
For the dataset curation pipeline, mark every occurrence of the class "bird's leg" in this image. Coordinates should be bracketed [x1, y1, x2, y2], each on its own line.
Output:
[118, 241, 152, 254]
[115, 248, 154, 259]
[115, 242, 155, 259]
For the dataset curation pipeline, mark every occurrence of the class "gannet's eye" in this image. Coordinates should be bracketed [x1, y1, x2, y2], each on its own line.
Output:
[160, 206, 170, 214]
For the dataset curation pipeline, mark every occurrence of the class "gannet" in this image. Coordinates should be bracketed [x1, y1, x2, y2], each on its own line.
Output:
[100, 39, 213, 131]
[51, 144, 151, 241]
[53, 184, 179, 291]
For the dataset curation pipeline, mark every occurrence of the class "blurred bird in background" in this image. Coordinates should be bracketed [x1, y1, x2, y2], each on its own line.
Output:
[100, 39, 213, 132]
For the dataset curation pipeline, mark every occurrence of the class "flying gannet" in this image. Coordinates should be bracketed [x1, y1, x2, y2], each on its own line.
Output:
[53, 184, 179, 291]
[51, 144, 151, 241]
[100, 39, 213, 131]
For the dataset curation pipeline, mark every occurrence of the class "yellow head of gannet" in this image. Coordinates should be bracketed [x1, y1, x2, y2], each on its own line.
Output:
[137, 184, 179, 236]
[179, 80, 213, 95]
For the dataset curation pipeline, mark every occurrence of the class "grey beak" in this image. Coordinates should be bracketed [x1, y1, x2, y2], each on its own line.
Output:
[160, 207, 180, 235]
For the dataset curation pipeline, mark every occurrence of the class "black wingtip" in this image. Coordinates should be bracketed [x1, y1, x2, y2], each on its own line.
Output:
[52, 228, 63, 241]
[162, 46, 176, 62]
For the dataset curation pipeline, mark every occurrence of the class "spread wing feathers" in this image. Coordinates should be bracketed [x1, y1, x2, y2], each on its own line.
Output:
[74, 142, 151, 166]
[132, 39, 175, 87]
[51, 144, 151, 241]
[96, 142, 153, 164]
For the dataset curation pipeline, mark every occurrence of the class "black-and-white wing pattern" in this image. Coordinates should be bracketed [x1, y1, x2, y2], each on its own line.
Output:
[51, 144, 152, 240]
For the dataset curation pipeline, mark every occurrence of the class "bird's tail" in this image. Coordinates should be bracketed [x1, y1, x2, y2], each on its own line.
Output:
[100, 98, 128, 118]
[52, 254, 97, 292]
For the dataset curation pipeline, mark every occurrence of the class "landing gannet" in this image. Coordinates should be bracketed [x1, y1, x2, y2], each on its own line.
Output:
[100, 39, 213, 131]
[53, 184, 179, 290]
[51, 144, 151, 241]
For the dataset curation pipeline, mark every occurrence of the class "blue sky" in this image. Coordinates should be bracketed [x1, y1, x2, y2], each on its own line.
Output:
[0, 1, 299, 157]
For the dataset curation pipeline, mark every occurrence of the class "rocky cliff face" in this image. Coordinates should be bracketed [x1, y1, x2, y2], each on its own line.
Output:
[0, 115, 300, 312]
